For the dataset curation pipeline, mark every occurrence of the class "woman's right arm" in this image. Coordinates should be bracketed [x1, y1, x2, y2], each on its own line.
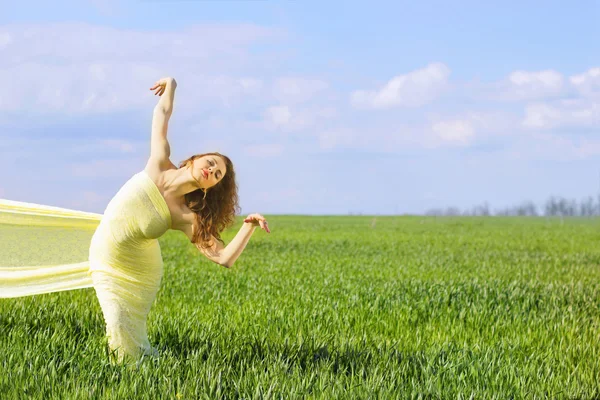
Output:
[196, 214, 271, 268]
[197, 223, 257, 268]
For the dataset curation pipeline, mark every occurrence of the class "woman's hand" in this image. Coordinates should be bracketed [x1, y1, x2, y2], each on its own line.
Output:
[244, 213, 270, 233]
[150, 77, 177, 96]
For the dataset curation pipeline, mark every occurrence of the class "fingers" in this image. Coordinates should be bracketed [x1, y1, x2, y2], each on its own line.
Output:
[258, 215, 270, 233]
[149, 81, 166, 96]
[244, 214, 270, 233]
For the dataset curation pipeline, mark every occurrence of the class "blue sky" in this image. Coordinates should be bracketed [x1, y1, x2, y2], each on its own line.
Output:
[1, 1, 599, 215]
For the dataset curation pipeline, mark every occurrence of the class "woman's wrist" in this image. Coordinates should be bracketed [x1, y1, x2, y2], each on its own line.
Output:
[243, 220, 257, 229]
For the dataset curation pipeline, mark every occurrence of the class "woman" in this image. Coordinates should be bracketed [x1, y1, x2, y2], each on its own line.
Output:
[0, 77, 270, 363]
[88, 76, 271, 362]
[0, 78, 270, 362]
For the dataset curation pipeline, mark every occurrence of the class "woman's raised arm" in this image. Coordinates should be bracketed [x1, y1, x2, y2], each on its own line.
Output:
[151, 77, 177, 114]
[149, 77, 177, 163]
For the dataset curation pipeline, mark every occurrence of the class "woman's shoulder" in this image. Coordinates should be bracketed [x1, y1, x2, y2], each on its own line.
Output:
[144, 157, 177, 183]
[144, 158, 195, 238]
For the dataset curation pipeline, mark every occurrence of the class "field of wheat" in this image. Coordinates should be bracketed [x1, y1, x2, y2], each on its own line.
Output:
[1, 216, 599, 398]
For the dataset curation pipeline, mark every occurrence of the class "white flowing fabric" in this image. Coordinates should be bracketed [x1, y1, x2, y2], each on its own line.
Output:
[0, 170, 172, 362]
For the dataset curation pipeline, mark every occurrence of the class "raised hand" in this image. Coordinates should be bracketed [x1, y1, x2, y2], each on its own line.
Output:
[149, 77, 176, 96]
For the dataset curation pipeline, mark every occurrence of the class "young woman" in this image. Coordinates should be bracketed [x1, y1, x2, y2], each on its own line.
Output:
[85, 77, 272, 362]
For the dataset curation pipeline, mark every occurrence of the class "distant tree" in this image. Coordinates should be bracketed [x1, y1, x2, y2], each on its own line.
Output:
[581, 196, 596, 216]
[424, 194, 600, 217]
[425, 209, 443, 216]
[445, 207, 461, 216]
[468, 202, 490, 216]
[545, 196, 559, 216]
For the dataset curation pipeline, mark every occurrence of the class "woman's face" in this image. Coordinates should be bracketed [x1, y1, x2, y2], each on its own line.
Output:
[192, 155, 227, 189]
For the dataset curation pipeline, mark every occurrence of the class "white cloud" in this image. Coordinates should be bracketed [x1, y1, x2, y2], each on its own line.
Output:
[0, 136, 140, 158]
[88, 0, 121, 17]
[264, 105, 292, 126]
[1, 22, 275, 65]
[0, 33, 11, 49]
[522, 103, 561, 129]
[99, 139, 136, 153]
[239, 78, 263, 93]
[316, 125, 420, 153]
[0, 22, 278, 115]
[507, 70, 564, 99]
[501, 67, 600, 130]
[4, 20, 600, 179]
[350, 63, 450, 109]
[68, 158, 145, 179]
[570, 67, 600, 97]
[254, 187, 300, 203]
[272, 77, 329, 104]
[65, 139, 139, 155]
[317, 129, 357, 150]
[318, 131, 339, 150]
[170, 134, 233, 160]
[314, 110, 520, 152]
[176, 75, 267, 110]
[67, 190, 109, 212]
[480, 67, 600, 104]
[523, 100, 599, 129]
[508, 133, 600, 161]
[244, 144, 284, 157]
[476, 69, 568, 102]
[261, 105, 336, 133]
[432, 119, 475, 145]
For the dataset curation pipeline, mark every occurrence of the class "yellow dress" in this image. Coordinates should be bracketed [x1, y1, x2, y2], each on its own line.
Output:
[0, 170, 172, 363]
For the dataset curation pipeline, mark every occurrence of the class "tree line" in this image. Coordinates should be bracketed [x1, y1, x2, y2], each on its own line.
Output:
[425, 196, 600, 217]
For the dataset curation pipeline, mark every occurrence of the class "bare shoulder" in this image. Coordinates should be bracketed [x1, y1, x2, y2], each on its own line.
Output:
[144, 157, 177, 183]
[144, 157, 195, 239]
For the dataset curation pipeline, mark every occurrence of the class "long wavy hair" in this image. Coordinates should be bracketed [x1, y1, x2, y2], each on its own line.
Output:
[178, 152, 240, 250]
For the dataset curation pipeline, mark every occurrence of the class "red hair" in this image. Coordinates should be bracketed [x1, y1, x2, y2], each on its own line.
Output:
[178, 152, 240, 249]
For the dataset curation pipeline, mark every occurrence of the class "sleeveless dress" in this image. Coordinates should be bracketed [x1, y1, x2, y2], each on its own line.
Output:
[89, 170, 172, 362]
[1, 169, 172, 363]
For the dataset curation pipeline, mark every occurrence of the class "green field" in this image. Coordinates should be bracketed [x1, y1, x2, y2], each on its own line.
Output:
[1, 216, 599, 398]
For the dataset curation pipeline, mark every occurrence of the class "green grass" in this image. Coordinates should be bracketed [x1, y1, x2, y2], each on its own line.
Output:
[1, 216, 599, 399]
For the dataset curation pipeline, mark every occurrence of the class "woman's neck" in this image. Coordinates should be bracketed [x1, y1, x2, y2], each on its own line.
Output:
[163, 167, 201, 202]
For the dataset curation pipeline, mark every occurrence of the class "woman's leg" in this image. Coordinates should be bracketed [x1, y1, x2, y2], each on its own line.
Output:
[90, 260, 162, 363]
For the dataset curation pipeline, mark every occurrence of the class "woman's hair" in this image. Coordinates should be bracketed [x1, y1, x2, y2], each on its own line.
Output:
[178, 152, 240, 250]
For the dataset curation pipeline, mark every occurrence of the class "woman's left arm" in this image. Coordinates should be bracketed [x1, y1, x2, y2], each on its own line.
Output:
[198, 214, 270, 268]
[149, 77, 177, 164]
[151, 77, 177, 114]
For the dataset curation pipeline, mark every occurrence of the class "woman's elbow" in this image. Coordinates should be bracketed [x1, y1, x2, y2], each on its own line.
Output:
[218, 257, 233, 269]
[154, 105, 172, 117]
